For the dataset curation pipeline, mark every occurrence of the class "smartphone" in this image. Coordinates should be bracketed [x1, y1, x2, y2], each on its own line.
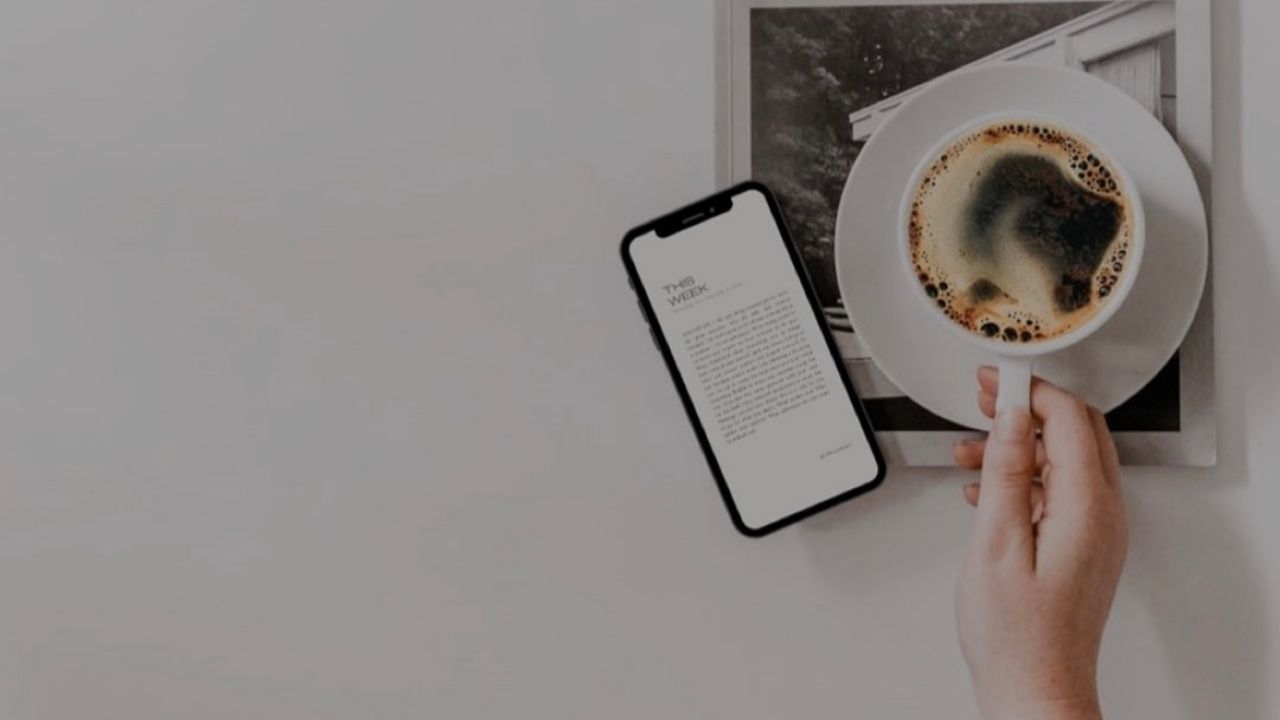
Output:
[621, 182, 885, 537]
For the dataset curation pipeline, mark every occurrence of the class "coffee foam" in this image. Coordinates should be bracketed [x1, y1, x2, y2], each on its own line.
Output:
[908, 121, 1134, 343]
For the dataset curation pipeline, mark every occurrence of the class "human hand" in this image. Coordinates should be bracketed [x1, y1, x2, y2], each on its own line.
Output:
[951, 367, 1127, 720]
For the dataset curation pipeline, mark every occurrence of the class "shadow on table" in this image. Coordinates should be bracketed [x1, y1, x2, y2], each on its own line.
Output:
[1124, 469, 1270, 720]
[1127, 1, 1280, 715]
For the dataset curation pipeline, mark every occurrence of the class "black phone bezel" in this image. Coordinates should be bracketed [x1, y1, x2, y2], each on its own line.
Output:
[620, 181, 887, 538]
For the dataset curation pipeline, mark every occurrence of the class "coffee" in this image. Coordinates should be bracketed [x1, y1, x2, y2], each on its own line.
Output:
[908, 120, 1135, 343]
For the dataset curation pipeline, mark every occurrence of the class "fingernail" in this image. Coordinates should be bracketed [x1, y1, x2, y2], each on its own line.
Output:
[995, 407, 1033, 442]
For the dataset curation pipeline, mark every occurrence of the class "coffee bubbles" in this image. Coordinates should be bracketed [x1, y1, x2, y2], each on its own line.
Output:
[908, 120, 1135, 344]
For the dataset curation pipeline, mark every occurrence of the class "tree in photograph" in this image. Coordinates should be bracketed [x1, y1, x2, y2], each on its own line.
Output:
[750, 3, 1102, 306]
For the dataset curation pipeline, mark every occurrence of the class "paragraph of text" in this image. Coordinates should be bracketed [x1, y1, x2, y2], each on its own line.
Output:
[683, 292, 831, 444]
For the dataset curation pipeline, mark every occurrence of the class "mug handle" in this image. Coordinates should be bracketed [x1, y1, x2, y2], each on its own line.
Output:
[995, 356, 1033, 414]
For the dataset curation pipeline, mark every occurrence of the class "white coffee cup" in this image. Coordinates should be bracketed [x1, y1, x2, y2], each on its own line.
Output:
[897, 114, 1145, 413]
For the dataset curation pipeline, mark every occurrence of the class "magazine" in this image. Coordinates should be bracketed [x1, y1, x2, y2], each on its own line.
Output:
[715, 0, 1215, 465]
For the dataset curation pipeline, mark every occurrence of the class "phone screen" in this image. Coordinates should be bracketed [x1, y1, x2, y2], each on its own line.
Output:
[625, 185, 883, 534]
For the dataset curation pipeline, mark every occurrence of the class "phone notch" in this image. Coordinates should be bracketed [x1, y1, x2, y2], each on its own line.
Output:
[655, 197, 734, 238]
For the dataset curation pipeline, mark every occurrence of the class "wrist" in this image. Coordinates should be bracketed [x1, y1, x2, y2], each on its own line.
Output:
[976, 663, 1101, 720]
[984, 696, 1102, 720]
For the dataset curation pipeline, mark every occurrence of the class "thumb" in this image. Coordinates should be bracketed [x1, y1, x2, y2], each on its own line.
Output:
[973, 406, 1038, 563]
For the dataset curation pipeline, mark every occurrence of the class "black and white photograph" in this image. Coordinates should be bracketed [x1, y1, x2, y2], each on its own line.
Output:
[718, 0, 1215, 465]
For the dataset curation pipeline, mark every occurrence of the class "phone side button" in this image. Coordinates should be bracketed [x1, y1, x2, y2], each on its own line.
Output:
[649, 327, 663, 352]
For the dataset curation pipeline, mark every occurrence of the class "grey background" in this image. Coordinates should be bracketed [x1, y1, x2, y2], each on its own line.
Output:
[0, 1, 1276, 718]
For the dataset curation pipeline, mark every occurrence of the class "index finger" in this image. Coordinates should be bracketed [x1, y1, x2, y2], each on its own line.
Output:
[978, 367, 1107, 489]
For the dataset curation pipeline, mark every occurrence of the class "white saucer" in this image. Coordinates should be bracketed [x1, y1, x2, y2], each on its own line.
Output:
[835, 63, 1207, 430]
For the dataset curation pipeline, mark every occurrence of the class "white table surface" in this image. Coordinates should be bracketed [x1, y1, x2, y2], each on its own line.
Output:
[0, 1, 1276, 718]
